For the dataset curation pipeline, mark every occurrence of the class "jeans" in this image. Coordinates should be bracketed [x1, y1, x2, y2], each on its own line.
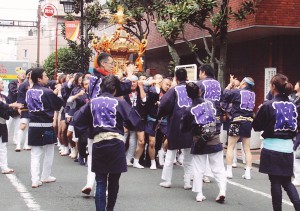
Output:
[268, 175, 300, 211]
[95, 173, 121, 211]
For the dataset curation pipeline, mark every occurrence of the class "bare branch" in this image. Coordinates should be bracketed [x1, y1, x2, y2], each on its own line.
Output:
[201, 29, 212, 57]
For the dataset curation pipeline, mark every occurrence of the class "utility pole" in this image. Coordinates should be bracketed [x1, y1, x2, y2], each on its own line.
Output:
[37, 3, 41, 67]
[80, 0, 84, 73]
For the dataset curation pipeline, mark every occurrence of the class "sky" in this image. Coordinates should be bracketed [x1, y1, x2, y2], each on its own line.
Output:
[0, 0, 39, 21]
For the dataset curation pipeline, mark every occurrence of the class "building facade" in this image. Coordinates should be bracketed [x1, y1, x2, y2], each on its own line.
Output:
[144, 0, 300, 106]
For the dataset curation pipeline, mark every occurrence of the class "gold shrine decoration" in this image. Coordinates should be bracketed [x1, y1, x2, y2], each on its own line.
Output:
[91, 5, 147, 75]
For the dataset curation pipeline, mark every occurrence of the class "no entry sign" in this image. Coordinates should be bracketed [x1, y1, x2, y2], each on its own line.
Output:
[43, 4, 56, 18]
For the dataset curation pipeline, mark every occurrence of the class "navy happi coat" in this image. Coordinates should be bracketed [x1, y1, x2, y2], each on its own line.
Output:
[253, 94, 297, 139]
[196, 77, 223, 132]
[0, 94, 14, 143]
[157, 82, 193, 150]
[182, 97, 223, 154]
[73, 92, 141, 174]
[222, 87, 256, 119]
[26, 84, 63, 146]
[88, 70, 132, 99]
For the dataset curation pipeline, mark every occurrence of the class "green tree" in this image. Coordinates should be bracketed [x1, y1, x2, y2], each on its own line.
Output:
[106, 0, 151, 41]
[187, 0, 257, 86]
[43, 47, 77, 79]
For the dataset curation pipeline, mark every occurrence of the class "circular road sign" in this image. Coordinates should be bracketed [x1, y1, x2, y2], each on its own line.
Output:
[43, 5, 55, 18]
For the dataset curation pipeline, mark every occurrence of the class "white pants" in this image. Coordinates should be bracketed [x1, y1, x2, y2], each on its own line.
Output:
[126, 131, 137, 160]
[294, 153, 300, 183]
[7, 116, 20, 144]
[85, 138, 95, 188]
[192, 151, 227, 194]
[162, 148, 193, 182]
[204, 157, 214, 177]
[16, 118, 29, 149]
[0, 141, 8, 171]
[31, 144, 55, 183]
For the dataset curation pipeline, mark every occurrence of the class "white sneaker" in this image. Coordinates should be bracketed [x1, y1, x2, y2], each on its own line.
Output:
[232, 163, 237, 168]
[32, 181, 42, 188]
[150, 163, 157, 170]
[133, 162, 144, 169]
[196, 194, 206, 202]
[160, 181, 171, 188]
[242, 174, 251, 180]
[293, 180, 300, 187]
[184, 183, 192, 190]
[41, 176, 56, 183]
[203, 176, 211, 183]
[226, 171, 233, 179]
[69, 148, 77, 159]
[126, 158, 133, 166]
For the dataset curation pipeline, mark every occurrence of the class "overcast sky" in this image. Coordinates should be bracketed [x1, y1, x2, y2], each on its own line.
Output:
[0, 0, 39, 21]
[0, 0, 107, 22]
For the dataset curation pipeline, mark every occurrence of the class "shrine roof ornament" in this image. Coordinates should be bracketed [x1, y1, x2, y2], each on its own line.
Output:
[91, 6, 147, 72]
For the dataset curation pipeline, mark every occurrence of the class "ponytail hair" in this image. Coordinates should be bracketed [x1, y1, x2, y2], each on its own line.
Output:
[270, 73, 294, 96]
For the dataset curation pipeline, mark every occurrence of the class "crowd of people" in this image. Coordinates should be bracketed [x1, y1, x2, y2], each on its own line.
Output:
[0, 52, 300, 211]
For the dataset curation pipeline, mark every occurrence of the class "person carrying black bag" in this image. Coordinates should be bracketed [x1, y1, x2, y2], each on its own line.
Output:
[182, 82, 227, 203]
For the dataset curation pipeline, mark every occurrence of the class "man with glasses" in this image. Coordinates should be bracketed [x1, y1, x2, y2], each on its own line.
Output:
[79, 52, 135, 195]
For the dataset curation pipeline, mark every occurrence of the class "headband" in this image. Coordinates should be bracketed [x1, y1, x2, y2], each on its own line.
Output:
[243, 77, 255, 86]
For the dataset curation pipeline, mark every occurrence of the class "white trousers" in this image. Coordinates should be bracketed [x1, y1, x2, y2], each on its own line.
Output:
[0, 141, 8, 171]
[204, 157, 214, 177]
[192, 151, 227, 194]
[16, 118, 29, 149]
[85, 138, 95, 188]
[294, 153, 300, 183]
[7, 116, 20, 144]
[31, 144, 54, 183]
[162, 148, 193, 182]
[126, 131, 137, 160]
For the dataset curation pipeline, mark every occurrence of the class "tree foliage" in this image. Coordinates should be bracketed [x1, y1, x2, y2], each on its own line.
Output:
[43, 48, 78, 79]
[106, 0, 151, 41]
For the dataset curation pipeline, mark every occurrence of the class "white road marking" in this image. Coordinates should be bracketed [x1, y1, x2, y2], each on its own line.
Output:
[227, 180, 293, 206]
[6, 174, 42, 211]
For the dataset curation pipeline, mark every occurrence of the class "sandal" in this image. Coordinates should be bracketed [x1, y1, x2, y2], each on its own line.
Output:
[2, 168, 14, 174]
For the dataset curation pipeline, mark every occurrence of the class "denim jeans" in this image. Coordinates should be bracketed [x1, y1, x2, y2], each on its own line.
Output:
[95, 173, 121, 211]
[269, 175, 300, 211]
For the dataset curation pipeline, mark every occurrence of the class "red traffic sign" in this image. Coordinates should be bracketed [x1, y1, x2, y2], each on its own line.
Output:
[43, 4, 56, 18]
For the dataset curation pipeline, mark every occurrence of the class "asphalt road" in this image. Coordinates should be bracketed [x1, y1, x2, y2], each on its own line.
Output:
[0, 142, 295, 211]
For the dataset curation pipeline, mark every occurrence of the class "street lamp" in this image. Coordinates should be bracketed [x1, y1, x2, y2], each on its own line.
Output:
[60, 0, 75, 14]
[60, 0, 84, 73]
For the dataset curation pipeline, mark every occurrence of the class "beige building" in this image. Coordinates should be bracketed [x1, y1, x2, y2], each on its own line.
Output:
[16, 0, 68, 66]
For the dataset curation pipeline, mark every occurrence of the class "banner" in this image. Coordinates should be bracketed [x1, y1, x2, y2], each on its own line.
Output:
[65, 21, 80, 41]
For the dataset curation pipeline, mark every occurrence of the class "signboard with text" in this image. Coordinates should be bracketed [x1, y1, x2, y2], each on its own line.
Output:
[264, 67, 277, 99]
[175, 64, 197, 81]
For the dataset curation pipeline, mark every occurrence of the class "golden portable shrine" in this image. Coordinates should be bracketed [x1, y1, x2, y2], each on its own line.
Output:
[91, 6, 147, 75]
